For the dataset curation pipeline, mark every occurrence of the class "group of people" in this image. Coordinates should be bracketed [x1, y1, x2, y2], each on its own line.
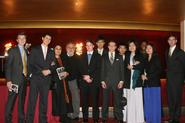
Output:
[4, 32, 185, 123]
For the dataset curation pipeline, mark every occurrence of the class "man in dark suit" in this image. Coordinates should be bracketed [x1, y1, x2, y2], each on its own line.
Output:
[118, 44, 127, 61]
[5, 32, 28, 123]
[101, 41, 124, 123]
[26, 34, 55, 123]
[79, 40, 101, 123]
[96, 36, 107, 57]
[166, 35, 185, 123]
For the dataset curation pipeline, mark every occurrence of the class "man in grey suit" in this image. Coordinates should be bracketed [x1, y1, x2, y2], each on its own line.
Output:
[5, 32, 28, 123]
[101, 41, 124, 123]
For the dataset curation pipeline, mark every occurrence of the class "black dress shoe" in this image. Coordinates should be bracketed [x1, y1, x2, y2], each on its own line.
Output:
[83, 119, 88, 123]
[168, 119, 174, 123]
[93, 119, 98, 123]
[102, 119, 107, 123]
[72, 117, 79, 121]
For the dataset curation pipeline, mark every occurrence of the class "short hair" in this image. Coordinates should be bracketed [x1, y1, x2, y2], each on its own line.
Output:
[17, 32, 26, 38]
[168, 34, 178, 40]
[118, 43, 127, 48]
[42, 33, 52, 38]
[96, 35, 105, 42]
[108, 40, 117, 46]
[86, 40, 95, 45]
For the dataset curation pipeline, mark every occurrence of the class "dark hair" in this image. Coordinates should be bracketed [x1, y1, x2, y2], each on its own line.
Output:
[118, 43, 127, 48]
[146, 43, 158, 56]
[42, 33, 52, 38]
[86, 40, 95, 45]
[168, 34, 178, 40]
[128, 40, 139, 51]
[96, 35, 105, 42]
[108, 40, 117, 46]
[17, 32, 26, 38]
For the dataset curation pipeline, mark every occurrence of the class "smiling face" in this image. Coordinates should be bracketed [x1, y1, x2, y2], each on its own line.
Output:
[129, 42, 137, 53]
[17, 34, 26, 46]
[42, 35, 51, 46]
[146, 44, 153, 55]
[86, 41, 94, 52]
[168, 36, 177, 47]
[66, 43, 75, 55]
[54, 45, 62, 56]
[118, 45, 127, 54]
[108, 41, 117, 52]
[96, 40, 105, 49]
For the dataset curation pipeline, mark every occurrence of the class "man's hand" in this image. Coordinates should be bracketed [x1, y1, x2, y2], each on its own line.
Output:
[141, 74, 147, 81]
[127, 64, 133, 70]
[83, 75, 92, 83]
[7, 81, 12, 91]
[117, 81, 124, 89]
[42, 69, 51, 76]
[101, 81, 107, 89]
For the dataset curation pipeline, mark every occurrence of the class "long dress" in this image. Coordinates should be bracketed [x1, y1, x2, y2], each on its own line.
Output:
[51, 57, 73, 116]
[123, 53, 144, 123]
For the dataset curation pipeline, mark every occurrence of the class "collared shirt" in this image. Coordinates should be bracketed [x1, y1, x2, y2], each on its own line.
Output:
[97, 48, 104, 56]
[87, 51, 94, 55]
[18, 45, 27, 61]
[108, 51, 115, 60]
[169, 45, 176, 56]
[41, 44, 48, 59]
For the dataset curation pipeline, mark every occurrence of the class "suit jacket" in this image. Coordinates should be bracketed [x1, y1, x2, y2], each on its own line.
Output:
[124, 52, 144, 89]
[143, 54, 162, 87]
[5, 46, 28, 85]
[95, 49, 108, 57]
[79, 51, 101, 85]
[165, 47, 185, 84]
[28, 45, 55, 81]
[101, 53, 124, 86]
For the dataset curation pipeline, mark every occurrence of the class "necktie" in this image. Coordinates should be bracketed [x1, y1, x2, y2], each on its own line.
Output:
[88, 54, 92, 65]
[22, 49, 27, 76]
[110, 52, 114, 64]
[169, 48, 172, 57]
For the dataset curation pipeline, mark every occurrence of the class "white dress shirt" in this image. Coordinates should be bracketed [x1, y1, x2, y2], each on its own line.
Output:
[41, 44, 48, 60]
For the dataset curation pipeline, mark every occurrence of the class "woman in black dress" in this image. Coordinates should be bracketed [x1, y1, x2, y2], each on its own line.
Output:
[51, 45, 73, 123]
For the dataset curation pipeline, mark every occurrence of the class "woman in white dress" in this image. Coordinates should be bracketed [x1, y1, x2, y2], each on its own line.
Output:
[123, 40, 145, 123]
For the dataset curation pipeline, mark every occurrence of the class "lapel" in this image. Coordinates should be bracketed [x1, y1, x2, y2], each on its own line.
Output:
[39, 45, 45, 61]
[168, 47, 179, 60]
[105, 53, 113, 66]
[16, 46, 23, 66]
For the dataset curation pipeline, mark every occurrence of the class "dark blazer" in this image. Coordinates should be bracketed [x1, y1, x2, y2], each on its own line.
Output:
[79, 51, 101, 85]
[124, 52, 144, 89]
[166, 47, 185, 77]
[101, 53, 124, 86]
[143, 54, 162, 87]
[95, 49, 108, 57]
[28, 45, 55, 80]
[5, 46, 28, 85]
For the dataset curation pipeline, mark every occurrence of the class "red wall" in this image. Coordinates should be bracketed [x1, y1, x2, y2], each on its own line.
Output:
[0, 28, 180, 77]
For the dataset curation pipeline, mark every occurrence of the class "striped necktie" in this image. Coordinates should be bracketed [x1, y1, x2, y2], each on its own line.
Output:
[22, 49, 27, 76]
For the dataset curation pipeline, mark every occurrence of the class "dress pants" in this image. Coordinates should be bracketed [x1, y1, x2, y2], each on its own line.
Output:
[26, 76, 50, 123]
[80, 80, 99, 121]
[5, 76, 27, 123]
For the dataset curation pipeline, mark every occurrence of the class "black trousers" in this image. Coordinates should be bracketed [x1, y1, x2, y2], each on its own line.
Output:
[167, 73, 184, 121]
[102, 84, 123, 121]
[26, 76, 50, 123]
[5, 77, 27, 123]
[80, 80, 100, 120]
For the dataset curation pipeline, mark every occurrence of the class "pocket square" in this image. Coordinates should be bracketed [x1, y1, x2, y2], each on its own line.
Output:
[51, 61, 55, 66]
